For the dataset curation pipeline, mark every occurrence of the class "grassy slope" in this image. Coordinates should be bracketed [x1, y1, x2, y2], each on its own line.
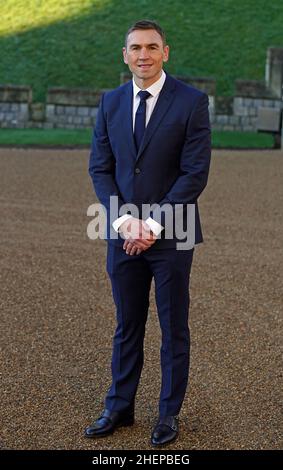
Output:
[0, 0, 282, 101]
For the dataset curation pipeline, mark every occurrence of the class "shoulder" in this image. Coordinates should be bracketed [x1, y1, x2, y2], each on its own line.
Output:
[166, 73, 208, 103]
[102, 81, 131, 104]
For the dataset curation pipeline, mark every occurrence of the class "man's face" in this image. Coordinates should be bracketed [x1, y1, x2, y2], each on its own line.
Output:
[123, 29, 169, 84]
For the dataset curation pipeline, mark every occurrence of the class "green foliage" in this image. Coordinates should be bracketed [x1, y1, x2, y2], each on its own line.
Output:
[0, 1, 282, 101]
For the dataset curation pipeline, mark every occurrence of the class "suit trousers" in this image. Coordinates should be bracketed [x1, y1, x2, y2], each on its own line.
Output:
[104, 243, 195, 417]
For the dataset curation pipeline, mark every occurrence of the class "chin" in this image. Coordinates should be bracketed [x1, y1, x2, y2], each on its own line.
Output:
[136, 69, 155, 78]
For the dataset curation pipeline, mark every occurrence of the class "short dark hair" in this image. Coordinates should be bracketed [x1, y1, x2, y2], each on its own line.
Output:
[125, 20, 166, 47]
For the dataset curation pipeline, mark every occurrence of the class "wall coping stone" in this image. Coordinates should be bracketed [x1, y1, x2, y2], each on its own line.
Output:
[47, 87, 111, 106]
[0, 84, 32, 103]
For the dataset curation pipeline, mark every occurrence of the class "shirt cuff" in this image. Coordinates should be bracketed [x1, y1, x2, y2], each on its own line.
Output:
[145, 217, 164, 236]
[112, 214, 133, 233]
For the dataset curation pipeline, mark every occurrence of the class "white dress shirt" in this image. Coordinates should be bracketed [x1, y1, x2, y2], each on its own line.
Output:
[112, 70, 166, 237]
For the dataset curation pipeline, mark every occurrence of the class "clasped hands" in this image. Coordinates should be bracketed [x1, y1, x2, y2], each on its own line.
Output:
[119, 217, 157, 255]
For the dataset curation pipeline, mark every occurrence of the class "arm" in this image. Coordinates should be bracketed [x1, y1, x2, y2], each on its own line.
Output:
[88, 93, 125, 215]
[151, 93, 211, 225]
[89, 96, 160, 251]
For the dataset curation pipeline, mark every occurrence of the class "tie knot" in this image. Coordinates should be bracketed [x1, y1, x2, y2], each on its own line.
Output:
[138, 90, 151, 102]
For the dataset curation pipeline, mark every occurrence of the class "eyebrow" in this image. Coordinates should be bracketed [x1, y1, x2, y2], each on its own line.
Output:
[129, 43, 160, 48]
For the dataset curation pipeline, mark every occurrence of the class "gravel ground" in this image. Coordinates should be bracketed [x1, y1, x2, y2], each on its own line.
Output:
[0, 148, 282, 450]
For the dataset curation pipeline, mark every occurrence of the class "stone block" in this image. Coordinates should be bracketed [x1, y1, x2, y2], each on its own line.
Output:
[257, 107, 282, 131]
[56, 105, 65, 115]
[240, 116, 252, 126]
[228, 115, 240, 125]
[233, 101, 249, 116]
[56, 115, 68, 124]
[0, 84, 32, 103]
[247, 107, 257, 116]
[65, 106, 77, 115]
[82, 116, 92, 125]
[261, 99, 273, 107]
[10, 103, 20, 112]
[77, 106, 89, 117]
[215, 114, 229, 124]
[73, 116, 83, 125]
[30, 102, 44, 121]
[5, 112, 14, 121]
[46, 105, 55, 119]
[47, 87, 105, 106]
[89, 107, 98, 118]
[215, 96, 234, 115]
[265, 47, 283, 98]
[235, 79, 276, 98]
[0, 102, 11, 112]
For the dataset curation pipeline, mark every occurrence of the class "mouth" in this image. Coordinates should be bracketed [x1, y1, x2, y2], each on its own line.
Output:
[138, 64, 153, 69]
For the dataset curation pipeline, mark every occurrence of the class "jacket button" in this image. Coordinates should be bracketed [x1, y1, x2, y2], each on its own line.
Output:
[135, 168, 141, 174]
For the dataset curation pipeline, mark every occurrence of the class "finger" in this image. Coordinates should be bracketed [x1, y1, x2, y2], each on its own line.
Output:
[129, 245, 137, 256]
[126, 243, 134, 255]
[131, 238, 156, 249]
[123, 240, 130, 250]
[129, 240, 150, 249]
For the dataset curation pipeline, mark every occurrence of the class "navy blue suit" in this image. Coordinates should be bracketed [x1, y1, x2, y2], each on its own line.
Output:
[89, 72, 211, 416]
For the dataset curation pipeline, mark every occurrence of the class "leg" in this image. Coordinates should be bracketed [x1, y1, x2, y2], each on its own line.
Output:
[105, 244, 153, 412]
[144, 247, 194, 417]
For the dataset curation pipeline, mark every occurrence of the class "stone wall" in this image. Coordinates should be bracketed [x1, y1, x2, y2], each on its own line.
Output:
[211, 99, 282, 132]
[44, 87, 105, 129]
[0, 86, 104, 129]
[0, 47, 282, 134]
[0, 85, 31, 128]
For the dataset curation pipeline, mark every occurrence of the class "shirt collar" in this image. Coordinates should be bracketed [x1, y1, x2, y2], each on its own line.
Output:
[132, 69, 166, 98]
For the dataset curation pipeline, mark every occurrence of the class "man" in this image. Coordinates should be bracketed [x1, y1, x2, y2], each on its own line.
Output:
[86, 19, 211, 446]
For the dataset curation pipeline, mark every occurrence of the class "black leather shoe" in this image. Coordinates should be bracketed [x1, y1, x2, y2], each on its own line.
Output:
[151, 415, 179, 446]
[84, 408, 135, 438]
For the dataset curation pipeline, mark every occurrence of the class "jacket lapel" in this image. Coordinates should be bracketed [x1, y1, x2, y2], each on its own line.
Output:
[119, 73, 177, 162]
[120, 81, 137, 160]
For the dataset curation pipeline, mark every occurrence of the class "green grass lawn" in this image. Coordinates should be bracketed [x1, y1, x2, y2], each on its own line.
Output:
[0, 128, 274, 149]
[212, 131, 274, 149]
[0, 129, 92, 146]
[0, 1, 282, 101]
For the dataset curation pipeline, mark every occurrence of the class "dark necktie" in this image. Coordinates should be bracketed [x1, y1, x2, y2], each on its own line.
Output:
[134, 90, 151, 151]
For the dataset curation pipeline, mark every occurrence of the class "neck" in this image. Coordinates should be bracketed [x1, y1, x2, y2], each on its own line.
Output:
[134, 70, 163, 90]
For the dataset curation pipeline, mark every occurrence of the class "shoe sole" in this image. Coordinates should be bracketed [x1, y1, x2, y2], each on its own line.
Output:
[84, 419, 135, 438]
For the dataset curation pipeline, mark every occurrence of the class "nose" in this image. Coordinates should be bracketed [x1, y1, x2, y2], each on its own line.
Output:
[139, 47, 150, 59]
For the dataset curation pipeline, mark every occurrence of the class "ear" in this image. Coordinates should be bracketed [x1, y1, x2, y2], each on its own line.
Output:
[163, 45, 169, 63]
[122, 47, 128, 64]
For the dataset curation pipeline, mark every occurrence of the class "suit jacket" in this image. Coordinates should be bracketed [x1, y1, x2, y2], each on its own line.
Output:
[89, 71, 211, 249]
